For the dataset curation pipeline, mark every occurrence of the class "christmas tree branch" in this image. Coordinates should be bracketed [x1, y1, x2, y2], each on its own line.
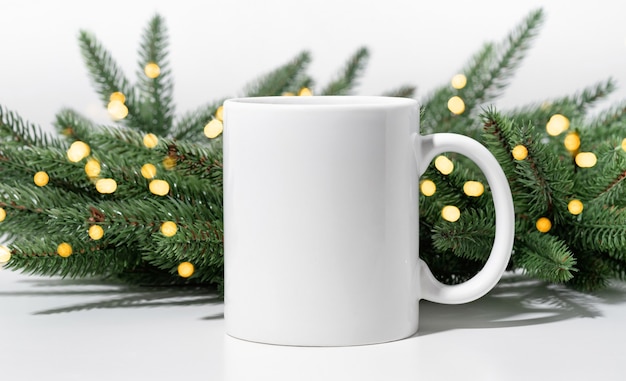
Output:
[321, 47, 369, 95]
[78, 30, 142, 129]
[0, 106, 61, 148]
[172, 100, 224, 141]
[515, 232, 577, 283]
[135, 14, 174, 135]
[244, 51, 312, 96]
[381, 84, 416, 98]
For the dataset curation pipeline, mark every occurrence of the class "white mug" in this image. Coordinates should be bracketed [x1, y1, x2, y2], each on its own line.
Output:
[223, 96, 515, 346]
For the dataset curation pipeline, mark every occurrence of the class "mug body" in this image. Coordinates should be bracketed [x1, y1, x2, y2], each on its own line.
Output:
[224, 96, 420, 346]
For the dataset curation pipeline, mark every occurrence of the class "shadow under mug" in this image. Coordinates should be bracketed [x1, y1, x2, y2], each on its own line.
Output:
[223, 96, 515, 346]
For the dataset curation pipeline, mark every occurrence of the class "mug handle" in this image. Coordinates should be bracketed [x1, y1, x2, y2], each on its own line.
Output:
[413, 133, 515, 304]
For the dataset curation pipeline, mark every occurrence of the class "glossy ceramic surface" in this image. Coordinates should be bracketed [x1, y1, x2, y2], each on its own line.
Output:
[223, 96, 514, 346]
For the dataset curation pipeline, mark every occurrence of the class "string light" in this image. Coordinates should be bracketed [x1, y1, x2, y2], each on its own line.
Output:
[84, 159, 101, 178]
[162, 156, 177, 170]
[451, 74, 467, 89]
[177, 261, 195, 278]
[149, 179, 170, 196]
[564, 132, 581, 152]
[0, 208, 6, 222]
[575, 152, 597, 168]
[463, 181, 485, 197]
[160, 221, 178, 237]
[536, 217, 552, 233]
[143, 133, 159, 149]
[568, 199, 584, 215]
[89, 225, 104, 240]
[95, 178, 117, 194]
[215, 105, 224, 122]
[298, 87, 313, 96]
[110, 91, 126, 103]
[144, 62, 161, 79]
[204, 119, 223, 139]
[57, 242, 73, 258]
[447, 96, 465, 115]
[442, 205, 461, 222]
[512, 145, 528, 160]
[420, 180, 436, 196]
[141, 163, 157, 179]
[67, 141, 91, 162]
[0, 245, 11, 263]
[107, 100, 129, 120]
[546, 114, 569, 136]
[434, 155, 454, 175]
[34, 171, 49, 187]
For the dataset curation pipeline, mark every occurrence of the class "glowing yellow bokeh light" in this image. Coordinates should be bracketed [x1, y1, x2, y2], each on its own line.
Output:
[107, 100, 129, 120]
[434, 155, 454, 175]
[215, 105, 224, 122]
[564, 133, 581, 152]
[575, 152, 597, 168]
[84, 159, 101, 178]
[204, 119, 224, 139]
[34, 171, 49, 187]
[512, 145, 528, 161]
[89, 225, 104, 240]
[160, 221, 178, 237]
[0, 245, 11, 263]
[621, 138, 626, 152]
[451, 74, 467, 89]
[67, 141, 91, 163]
[282, 92, 295, 96]
[178, 261, 195, 278]
[162, 156, 177, 170]
[420, 180, 436, 196]
[0, 208, 6, 222]
[144, 62, 161, 79]
[463, 181, 485, 197]
[143, 133, 159, 149]
[441, 205, 461, 222]
[536, 217, 552, 233]
[149, 179, 170, 196]
[447, 96, 465, 115]
[57, 242, 73, 258]
[298, 87, 313, 96]
[95, 178, 118, 194]
[109, 91, 126, 103]
[546, 114, 570, 136]
[568, 199, 584, 215]
[141, 163, 157, 179]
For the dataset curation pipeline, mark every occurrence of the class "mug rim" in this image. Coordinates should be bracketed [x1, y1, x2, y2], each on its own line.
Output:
[225, 95, 417, 108]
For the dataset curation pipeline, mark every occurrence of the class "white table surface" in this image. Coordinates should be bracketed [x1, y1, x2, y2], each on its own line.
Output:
[1, 266, 625, 381]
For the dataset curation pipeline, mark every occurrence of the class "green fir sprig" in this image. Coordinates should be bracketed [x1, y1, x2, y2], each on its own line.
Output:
[2, 9, 626, 293]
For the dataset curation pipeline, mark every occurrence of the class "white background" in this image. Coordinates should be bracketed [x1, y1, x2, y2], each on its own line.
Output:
[1, 0, 625, 131]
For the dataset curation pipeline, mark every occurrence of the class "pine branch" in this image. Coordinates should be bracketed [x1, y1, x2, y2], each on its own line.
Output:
[5, 236, 143, 278]
[321, 47, 369, 95]
[78, 30, 142, 129]
[464, 8, 544, 109]
[515, 231, 577, 283]
[576, 141, 626, 207]
[0, 105, 62, 148]
[54, 108, 96, 140]
[508, 78, 616, 128]
[382, 85, 416, 98]
[172, 100, 224, 141]
[135, 14, 174, 135]
[432, 208, 495, 261]
[244, 51, 312, 97]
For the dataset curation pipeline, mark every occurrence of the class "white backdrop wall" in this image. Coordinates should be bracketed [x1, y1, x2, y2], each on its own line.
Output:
[1, 0, 625, 131]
